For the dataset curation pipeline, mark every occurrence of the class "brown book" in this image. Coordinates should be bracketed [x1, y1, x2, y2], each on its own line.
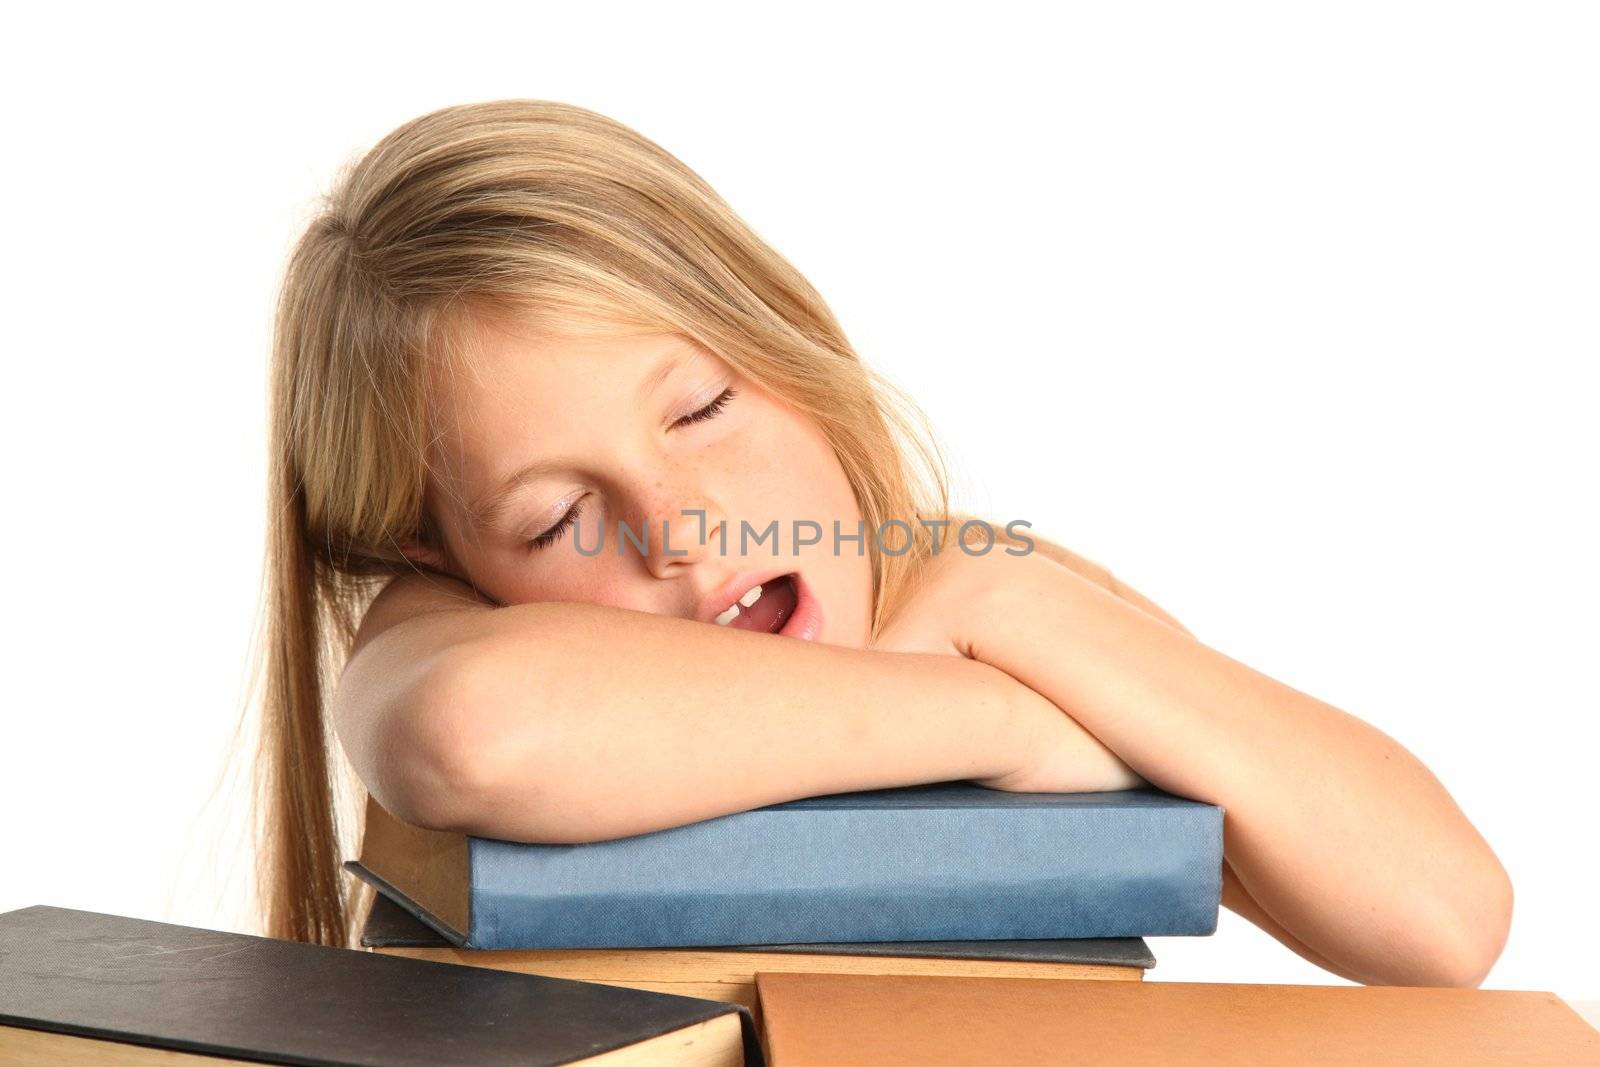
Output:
[360, 890, 1151, 1030]
[754, 971, 1600, 1066]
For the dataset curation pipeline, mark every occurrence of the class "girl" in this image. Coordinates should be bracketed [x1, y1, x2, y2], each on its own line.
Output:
[252, 99, 1511, 987]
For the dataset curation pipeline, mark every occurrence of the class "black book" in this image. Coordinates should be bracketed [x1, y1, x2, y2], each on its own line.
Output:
[0, 905, 762, 1066]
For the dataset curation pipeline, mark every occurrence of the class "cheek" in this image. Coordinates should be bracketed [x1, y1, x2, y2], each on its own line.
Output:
[738, 400, 858, 520]
[490, 560, 642, 611]
[448, 524, 628, 608]
[740, 399, 874, 642]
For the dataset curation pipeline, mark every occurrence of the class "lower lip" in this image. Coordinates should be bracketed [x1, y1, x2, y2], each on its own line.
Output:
[778, 571, 823, 642]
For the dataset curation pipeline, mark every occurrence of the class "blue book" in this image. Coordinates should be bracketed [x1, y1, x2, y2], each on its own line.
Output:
[346, 781, 1224, 950]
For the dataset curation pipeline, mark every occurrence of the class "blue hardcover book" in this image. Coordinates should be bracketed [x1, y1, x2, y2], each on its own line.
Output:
[346, 781, 1224, 950]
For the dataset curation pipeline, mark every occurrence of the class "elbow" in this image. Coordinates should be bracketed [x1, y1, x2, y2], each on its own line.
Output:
[1457, 863, 1515, 987]
[381, 641, 532, 834]
[1405, 862, 1514, 989]
[374, 635, 614, 845]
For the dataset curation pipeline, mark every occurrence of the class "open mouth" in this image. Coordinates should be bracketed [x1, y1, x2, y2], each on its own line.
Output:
[715, 572, 800, 635]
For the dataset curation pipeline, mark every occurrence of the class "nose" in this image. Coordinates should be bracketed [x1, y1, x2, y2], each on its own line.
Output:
[636, 498, 729, 579]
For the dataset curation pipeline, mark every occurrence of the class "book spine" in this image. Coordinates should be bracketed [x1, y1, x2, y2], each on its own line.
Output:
[465, 803, 1222, 949]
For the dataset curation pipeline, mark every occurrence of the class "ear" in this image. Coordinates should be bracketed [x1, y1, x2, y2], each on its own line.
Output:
[397, 538, 449, 570]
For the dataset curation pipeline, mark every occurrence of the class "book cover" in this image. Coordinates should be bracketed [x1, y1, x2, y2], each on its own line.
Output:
[753, 971, 1600, 1066]
[350, 779, 1223, 950]
[0, 905, 762, 1067]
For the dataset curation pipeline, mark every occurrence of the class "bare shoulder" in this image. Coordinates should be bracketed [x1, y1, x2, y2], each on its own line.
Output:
[1040, 536, 1196, 636]
[1017, 530, 1119, 591]
[947, 513, 1116, 589]
[349, 569, 499, 661]
[953, 515, 1195, 637]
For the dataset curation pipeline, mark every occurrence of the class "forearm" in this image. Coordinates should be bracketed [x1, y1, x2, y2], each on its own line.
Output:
[971, 565, 1513, 987]
[427, 601, 1033, 843]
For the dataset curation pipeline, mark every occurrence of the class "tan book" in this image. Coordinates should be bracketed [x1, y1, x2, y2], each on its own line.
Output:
[754, 971, 1600, 1066]
[361, 890, 1151, 1027]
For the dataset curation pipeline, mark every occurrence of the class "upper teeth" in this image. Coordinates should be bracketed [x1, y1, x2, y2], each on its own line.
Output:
[714, 583, 766, 625]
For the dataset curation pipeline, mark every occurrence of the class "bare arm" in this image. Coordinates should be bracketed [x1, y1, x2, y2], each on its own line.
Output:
[1019, 536, 1387, 983]
[963, 549, 1514, 988]
[331, 571, 1046, 844]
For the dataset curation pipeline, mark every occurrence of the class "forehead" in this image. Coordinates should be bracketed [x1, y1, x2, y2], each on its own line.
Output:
[423, 312, 709, 479]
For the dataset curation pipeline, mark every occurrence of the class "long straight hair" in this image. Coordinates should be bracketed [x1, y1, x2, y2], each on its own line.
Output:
[250, 99, 968, 946]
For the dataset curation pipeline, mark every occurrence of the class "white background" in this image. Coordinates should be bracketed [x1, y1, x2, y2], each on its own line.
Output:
[4, 2, 1596, 1006]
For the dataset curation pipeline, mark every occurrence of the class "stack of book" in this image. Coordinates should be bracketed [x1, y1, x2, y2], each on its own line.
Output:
[6, 905, 1597, 1065]
[348, 779, 1226, 1021]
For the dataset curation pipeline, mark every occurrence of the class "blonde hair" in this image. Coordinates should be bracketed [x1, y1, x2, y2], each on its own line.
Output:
[251, 99, 965, 947]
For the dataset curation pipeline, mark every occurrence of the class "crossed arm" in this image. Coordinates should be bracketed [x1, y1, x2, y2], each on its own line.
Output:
[334, 536, 1512, 989]
[996, 535, 1513, 988]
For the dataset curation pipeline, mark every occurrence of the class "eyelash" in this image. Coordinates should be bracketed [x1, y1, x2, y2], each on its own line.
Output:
[673, 386, 738, 428]
[526, 387, 740, 552]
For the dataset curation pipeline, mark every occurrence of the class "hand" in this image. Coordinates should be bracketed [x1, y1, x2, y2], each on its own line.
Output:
[975, 699, 1148, 793]
[870, 540, 1146, 793]
[868, 538, 1038, 659]
[866, 552, 976, 659]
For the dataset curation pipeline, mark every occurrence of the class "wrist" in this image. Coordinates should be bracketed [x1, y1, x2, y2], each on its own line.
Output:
[989, 661, 1052, 783]
[905, 653, 1042, 786]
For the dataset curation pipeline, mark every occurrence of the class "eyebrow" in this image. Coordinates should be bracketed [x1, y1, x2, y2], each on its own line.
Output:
[466, 341, 697, 530]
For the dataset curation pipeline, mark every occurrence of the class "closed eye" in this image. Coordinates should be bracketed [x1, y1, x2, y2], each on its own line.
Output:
[528, 498, 585, 551]
[673, 387, 738, 429]
[527, 387, 740, 553]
